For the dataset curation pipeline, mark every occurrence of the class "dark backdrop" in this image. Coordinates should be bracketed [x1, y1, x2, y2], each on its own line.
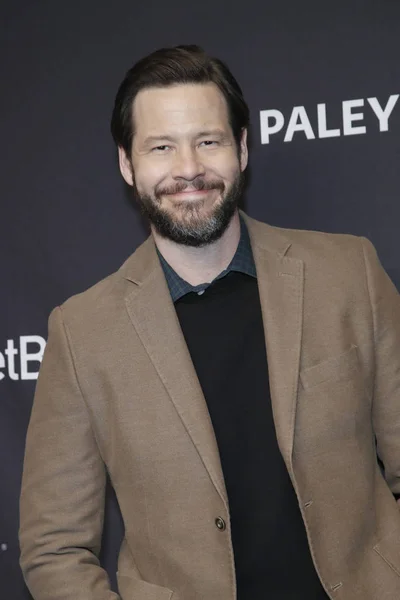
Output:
[1, 1, 399, 597]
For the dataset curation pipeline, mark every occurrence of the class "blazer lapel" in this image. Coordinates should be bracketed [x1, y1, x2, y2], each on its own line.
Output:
[245, 216, 304, 470]
[122, 238, 228, 506]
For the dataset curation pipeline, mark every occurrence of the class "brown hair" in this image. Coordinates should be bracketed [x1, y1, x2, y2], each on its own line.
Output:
[110, 45, 250, 154]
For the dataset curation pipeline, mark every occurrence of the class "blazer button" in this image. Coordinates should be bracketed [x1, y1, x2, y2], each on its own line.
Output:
[215, 517, 226, 531]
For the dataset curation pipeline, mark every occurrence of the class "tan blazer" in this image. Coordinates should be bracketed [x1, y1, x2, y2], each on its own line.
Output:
[20, 213, 400, 600]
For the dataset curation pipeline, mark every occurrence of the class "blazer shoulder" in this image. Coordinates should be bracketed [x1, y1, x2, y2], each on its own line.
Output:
[246, 214, 367, 262]
[278, 226, 372, 279]
[57, 254, 138, 333]
[278, 225, 365, 255]
[60, 270, 120, 315]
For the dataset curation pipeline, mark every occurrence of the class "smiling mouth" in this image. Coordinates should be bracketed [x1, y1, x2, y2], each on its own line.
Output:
[166, 189, 216, 198]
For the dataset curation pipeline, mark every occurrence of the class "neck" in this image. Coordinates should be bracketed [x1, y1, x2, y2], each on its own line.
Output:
[152, 211, 241, 285]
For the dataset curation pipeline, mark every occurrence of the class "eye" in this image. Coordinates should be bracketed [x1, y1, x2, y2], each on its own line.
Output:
[151, 145, 170, 152]
[200, 140, 218, 147]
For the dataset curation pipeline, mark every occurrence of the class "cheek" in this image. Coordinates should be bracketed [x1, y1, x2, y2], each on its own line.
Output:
[214, 165, 241, 188]
[133, 160, 169, 193]
[206, 152, 241, 180]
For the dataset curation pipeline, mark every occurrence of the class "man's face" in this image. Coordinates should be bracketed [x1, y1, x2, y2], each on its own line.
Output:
[119, 83, 248, 246]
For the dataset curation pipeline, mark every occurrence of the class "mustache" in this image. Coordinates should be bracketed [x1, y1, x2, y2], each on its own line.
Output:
[155, 178, 225, 198]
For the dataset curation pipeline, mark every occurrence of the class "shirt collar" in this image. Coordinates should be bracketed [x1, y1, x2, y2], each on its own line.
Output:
[157, 214, 257, 303]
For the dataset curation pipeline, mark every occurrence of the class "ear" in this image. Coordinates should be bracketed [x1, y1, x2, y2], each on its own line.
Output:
[239, 128, 248, 172]
[118, 146, 134, 186]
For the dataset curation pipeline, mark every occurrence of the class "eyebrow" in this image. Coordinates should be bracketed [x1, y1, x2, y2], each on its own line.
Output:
[196, 129, 229, 139]
[142, 129, 230, 147]
[142, 135, 175, 148]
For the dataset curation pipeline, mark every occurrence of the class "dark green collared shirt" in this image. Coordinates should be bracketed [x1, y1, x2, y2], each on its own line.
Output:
[157, 216, 257, 302]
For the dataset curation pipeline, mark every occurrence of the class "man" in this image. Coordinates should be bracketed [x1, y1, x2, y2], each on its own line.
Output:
[19, 45, 400, 600]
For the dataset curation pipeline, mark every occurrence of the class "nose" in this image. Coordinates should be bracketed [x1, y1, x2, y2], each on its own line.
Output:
[171, 147, 206, 181]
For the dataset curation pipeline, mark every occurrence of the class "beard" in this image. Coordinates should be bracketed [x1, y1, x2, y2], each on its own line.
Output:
[132, 170, 245, 247]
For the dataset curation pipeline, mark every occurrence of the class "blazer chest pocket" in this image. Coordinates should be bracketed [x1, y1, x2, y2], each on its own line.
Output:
[374, 529, 400, 578]
[117, 573, 176, 600]
[300, 345, 360, 390]
[297, 345, 370, 451]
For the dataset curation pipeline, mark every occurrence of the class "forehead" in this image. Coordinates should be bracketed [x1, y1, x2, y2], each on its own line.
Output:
[132, 83, 231, 138]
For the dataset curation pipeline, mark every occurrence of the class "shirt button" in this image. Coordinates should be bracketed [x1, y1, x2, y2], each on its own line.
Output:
[197, 289, 205, 295]
[215, 517, 226, 531]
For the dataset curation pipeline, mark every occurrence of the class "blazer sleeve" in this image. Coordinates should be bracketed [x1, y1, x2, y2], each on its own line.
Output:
[361, 237, 400, 497]
[19, 306, 120, 600]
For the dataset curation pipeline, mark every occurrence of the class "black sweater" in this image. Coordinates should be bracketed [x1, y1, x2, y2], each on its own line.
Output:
[175, 271, 328, 600]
